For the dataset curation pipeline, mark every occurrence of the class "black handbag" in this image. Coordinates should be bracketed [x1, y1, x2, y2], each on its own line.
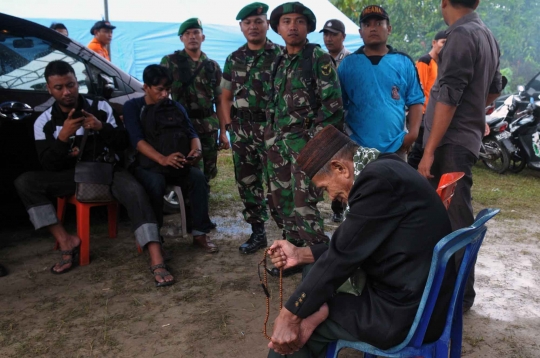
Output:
[74, 128, 114, 203]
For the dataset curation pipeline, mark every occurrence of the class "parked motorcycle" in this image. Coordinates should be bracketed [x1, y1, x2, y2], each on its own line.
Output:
[479, 112, 513, 173]
[506, 95, 540, 173]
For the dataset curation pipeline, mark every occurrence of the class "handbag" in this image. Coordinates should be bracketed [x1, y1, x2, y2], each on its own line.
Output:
[74, 127, 114, 203]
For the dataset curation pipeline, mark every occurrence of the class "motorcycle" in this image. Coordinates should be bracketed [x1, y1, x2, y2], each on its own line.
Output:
[506, 95, 540, 173]
[479, 97, 519, 173]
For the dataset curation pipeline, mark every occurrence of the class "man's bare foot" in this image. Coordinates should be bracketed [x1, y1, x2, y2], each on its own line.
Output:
[51, 234, 81, 273]
[299, 303, 329, 347]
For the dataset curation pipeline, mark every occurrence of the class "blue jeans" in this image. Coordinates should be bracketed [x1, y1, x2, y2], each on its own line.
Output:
[133, 166, 212, 236]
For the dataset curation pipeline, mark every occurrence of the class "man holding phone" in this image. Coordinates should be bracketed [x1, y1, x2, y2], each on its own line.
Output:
[124, 64, 218, 253]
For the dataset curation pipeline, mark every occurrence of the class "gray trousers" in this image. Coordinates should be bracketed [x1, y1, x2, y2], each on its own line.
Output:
[14, 168, 160, 248]
[429, 143, 477, 307]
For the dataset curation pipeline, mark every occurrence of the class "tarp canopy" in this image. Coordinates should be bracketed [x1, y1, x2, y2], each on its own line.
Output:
[3, 0, 363, 80]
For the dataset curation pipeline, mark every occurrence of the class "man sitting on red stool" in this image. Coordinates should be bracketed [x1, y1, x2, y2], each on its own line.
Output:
[14, 60, 174, 287]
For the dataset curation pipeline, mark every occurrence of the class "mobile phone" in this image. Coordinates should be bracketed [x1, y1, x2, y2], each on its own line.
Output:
[186, 156, 196, 161]
[72, 110, 84, 119]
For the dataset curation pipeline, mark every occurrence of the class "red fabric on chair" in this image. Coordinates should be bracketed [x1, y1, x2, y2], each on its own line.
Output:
[436, 172, 465, 210]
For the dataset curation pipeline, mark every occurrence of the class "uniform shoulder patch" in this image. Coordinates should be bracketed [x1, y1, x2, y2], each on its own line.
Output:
[321, 63, 332, 76]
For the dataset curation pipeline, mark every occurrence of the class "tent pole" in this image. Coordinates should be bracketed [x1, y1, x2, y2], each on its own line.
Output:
[104, 0, 111, 60]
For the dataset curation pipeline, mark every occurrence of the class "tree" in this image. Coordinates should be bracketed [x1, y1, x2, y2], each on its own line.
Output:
[331, 0, 540, 94]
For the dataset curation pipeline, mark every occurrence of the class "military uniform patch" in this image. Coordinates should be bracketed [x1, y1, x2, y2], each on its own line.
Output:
[321, 63, 331, 76]
[257, 6, 263, 14]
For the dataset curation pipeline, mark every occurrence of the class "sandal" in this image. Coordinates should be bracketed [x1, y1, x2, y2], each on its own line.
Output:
[150, 263, 175, 287]
[50, 245, 80, 275]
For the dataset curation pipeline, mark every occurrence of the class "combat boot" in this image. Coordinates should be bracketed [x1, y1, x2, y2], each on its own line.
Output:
[239, 223, 267, 254]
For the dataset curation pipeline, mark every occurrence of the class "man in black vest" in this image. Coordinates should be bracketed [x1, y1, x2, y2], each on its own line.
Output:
[123, 64, 218, 254]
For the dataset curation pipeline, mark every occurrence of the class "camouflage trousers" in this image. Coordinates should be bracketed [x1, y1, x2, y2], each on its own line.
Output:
[197, 131, 218, 182]
[230, 120, 282, 227]
[266, 135, 328, 246]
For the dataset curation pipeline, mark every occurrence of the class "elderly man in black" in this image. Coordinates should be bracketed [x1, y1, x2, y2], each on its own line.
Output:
[266, 125, 456, 357]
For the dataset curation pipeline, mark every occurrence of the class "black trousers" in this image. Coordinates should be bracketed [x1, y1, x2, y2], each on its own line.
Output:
[133, 166, 213, 236]
[429, 144, 477, 307]
[14, 167, 160, 248]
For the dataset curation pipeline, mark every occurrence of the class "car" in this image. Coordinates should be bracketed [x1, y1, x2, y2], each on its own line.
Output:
[0, 12, 145, 225]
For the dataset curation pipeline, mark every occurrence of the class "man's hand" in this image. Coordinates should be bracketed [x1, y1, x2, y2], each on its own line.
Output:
[268, 240, 302, 270]
[484, 123, 490, 137]
[417, 152, 435, 179]
[58, 109, 84, 142]
[268, 308, 303, 355]
[400, 132, 417, 154]
[218, 131, 230, 150]
[159, 152, 186, 169]
[185, 148, 202, 165]
[81, 109, 103, 131]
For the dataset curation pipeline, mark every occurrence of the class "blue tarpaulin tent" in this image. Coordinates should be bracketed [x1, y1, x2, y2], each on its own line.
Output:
[3, 0, 363, 80]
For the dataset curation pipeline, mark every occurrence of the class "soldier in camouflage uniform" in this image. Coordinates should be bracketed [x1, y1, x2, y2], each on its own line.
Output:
[266, 2, 344, 247]
[161, 18, 229, 183]
[220, 3, 284, 254]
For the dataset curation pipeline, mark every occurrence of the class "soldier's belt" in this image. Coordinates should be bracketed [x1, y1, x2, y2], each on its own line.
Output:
[231, 107, 266, 122]
[187, 108, 214, 119]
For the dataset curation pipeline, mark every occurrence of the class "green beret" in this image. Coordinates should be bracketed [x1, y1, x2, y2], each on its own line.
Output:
[236, 2, 269, 21]
[178, 18, 203, 36]
[269, 2, 316, 34]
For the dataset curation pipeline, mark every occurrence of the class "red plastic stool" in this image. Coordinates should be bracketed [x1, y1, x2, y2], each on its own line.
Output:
[55, 195, 119, 266]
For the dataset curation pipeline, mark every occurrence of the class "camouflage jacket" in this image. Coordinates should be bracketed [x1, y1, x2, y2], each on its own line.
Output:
[161, 50, 222, 133]
[221, 39, 282, 114]
[266, 43, 343, 142]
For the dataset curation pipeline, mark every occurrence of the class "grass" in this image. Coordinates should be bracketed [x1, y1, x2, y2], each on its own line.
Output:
[471, 164, 540, 219]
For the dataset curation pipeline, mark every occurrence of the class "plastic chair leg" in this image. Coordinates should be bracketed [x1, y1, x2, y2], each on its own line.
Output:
[325, 341, 338, 358]
[76, 202, 91, 266]
[172, 186, 187, 237]
[107, 202, 118, 238]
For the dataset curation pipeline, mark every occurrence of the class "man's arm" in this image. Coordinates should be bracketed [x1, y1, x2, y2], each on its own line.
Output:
[487, 93, 500, 106]
[313, 51, 343, 135]
[402, 104, 423, 152]
[417, 28, 475, 178]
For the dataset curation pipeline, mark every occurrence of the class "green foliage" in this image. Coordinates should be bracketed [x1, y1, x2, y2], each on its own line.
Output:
[331, 0, 540, 93]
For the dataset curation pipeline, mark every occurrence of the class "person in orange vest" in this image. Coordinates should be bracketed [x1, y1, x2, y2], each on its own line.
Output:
[408, 30, 447, 169]
[87, 20, 116, 61]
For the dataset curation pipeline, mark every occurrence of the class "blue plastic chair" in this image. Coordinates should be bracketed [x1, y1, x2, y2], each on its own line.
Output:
[326, 208, 500, 358]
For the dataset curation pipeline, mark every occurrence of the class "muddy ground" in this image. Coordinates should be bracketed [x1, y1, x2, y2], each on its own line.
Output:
[1, 193, 539, 357]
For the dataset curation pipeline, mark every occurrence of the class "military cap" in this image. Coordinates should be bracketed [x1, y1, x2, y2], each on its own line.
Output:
[178, 18, 203, 36]
[237, 2, 269, 21]
[269, 2, 317, 34]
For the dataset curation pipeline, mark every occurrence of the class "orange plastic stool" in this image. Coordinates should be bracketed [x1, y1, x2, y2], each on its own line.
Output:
[56, 195, 119, 266]
[436, 172, 465, 210]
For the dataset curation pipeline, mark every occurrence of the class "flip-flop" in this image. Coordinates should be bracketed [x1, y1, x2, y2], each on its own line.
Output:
[50, 245, 80, 275]
[0, 263, 8, 277]
[150, 263, 175, 287]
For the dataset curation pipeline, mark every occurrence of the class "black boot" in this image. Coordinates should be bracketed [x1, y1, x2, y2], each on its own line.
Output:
[239, 223, 267, 254]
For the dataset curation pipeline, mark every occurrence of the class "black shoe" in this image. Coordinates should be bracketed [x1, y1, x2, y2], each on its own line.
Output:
[462, 304, 473, 314]
[0, 263, 8, 277]
[268, 266, 303, 278]
[209, 221, 217, 230]
[239, 231, 267, 254]
[332, 212, 344, 223]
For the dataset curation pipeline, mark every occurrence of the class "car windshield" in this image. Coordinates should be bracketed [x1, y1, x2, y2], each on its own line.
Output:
[0, 35, 87, 92]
